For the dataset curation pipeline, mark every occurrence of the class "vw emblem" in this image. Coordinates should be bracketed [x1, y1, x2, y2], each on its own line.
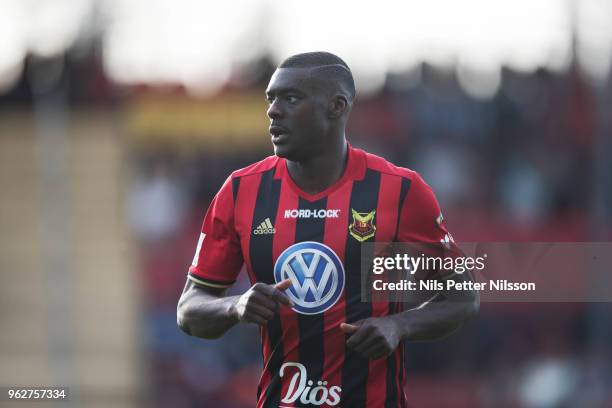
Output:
[274, 241, 345, 315]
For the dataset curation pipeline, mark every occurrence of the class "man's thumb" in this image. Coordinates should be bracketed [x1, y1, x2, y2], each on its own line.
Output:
[274, 279, 292, 291]
[340, 323, 359, 334]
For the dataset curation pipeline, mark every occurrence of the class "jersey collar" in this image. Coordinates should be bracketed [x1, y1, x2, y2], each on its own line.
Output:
[274, 143, 366, 202]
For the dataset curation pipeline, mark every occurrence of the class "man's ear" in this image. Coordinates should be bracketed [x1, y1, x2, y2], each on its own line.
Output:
[328, 95, 349, 119]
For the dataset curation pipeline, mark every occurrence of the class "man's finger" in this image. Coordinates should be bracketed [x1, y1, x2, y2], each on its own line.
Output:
[352, 333, 382, 354]
[346, 329, 374, 350]
[344, 322, 375, 349]
[368, 347, 390, 360]
[274, 279, 292, 291]
[358, 339, 388, 357]
[272, 290, 294, 307]
[272, 279, 294, 306]
[250, 292, 279, 311]
[247, 303, 276, 321]
[248, 314, 268, 326]
[340, 323, 359, 334]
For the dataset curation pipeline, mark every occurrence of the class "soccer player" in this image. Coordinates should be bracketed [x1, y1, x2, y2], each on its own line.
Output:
[177, 52, 479, 407]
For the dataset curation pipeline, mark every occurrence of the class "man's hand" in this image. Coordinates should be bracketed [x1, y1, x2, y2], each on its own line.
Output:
[232, 279, 293, 325]
[340, 317, 401, 360]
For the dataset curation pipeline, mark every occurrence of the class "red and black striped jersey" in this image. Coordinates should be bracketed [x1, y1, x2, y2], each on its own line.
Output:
[188, 145, 451, 408]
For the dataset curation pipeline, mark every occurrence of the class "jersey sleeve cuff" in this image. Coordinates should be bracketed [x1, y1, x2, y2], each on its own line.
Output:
[188, 272, 236, 289]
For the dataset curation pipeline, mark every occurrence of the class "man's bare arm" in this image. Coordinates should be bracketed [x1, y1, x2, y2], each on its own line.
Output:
[392, 270, 480, 342]
[391, 294, 478, 341]
[177, 279, 293, 340]
[341, 270, 479, 359]
[177, 280, 239, 339]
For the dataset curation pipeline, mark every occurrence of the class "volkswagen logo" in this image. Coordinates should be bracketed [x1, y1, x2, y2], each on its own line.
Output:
[274, 241, 345, 315]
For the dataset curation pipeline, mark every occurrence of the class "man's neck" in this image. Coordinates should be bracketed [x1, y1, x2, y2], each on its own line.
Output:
[286, 139, 348, 195]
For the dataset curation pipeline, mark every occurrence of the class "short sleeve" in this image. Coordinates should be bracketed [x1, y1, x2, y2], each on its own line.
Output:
[397, 173, 457, 279]
[188, 176, 243, 288]
[397, 173, 451, 244]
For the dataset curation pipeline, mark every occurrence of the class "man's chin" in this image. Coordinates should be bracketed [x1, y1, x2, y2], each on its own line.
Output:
[273, 144, 293, 159]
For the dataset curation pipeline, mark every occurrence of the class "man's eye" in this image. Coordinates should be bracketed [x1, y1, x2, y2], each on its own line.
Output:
[286, 95, 298, 103]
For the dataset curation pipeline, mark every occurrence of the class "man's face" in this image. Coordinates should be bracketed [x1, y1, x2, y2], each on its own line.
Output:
[265, 68, 331, 161]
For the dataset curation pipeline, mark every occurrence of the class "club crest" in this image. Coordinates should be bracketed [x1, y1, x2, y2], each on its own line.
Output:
[349, 209, 376, 242]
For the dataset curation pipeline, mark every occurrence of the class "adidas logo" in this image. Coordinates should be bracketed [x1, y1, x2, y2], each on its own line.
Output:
[253, 218, 276, 235]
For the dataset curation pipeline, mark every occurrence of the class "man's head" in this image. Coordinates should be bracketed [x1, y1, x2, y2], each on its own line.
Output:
[266, 51, 355, 161]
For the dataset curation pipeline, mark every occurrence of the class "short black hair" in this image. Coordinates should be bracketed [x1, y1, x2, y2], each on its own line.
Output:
[279, 51, 356, 102]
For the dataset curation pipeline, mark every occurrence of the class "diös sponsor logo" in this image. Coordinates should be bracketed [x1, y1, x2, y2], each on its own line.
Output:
[280, 362, 341, 406]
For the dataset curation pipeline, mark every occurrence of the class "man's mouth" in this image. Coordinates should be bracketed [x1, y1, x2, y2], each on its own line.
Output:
[270, 125, 289, 144]
[269, 125, 289, 137]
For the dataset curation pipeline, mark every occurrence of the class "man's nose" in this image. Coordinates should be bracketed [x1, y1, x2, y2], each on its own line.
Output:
[267, 100, 283, 119]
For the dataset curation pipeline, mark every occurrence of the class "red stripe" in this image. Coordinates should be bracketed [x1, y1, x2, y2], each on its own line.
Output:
[256, 329, 270, 408]
[234, 173, 269, 406]
[367, 173, 402, 407]
[321, 181, 353, 398]
[273, 180, 300, 406]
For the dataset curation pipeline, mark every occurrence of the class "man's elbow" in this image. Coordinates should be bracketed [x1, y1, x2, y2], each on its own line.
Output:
[176, 303, 193, 336]
[177, 299, 202, 337]
[176, 303, 225, 340]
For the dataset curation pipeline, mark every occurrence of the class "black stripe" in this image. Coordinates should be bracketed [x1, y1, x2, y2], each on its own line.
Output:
[342, 169, 381, 407]
[385, 176, 410, 407]
[249, 169, 281, 284]
[385, 297, 405, 407]
[256, 331, 264, 403]
[384, 312, 398, 408]
[248, 169, 283, 407]
[393, 177, 412, 241]
[295, 196, 328, 408]
[232, 176, 241, 205]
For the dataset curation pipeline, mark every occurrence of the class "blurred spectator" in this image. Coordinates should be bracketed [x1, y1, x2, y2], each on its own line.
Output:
[127, 159, 188, 244]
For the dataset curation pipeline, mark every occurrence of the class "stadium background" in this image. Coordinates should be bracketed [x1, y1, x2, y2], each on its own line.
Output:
[1, 1, 611, 407]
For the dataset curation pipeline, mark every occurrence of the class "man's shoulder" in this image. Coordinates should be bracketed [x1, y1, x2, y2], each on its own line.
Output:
[231, 155, 279, 179]
[360, 148, 417, 181]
